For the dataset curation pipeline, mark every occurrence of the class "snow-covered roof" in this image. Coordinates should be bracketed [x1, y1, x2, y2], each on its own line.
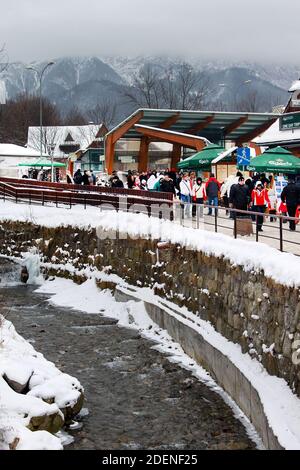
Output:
[289, 80, 300, 92]
[0, 144, 42, 157]
[27, 124, 104, 158]
[254, 118, 300, 145]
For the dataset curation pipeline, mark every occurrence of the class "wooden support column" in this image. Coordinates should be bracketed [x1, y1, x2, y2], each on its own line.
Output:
[138, 137, 150, 173]
[105, 134, 115, 175]
[170, 143, 181, 170]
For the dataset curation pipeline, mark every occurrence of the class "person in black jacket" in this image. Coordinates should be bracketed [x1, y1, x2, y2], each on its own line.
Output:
[160, 173, 176, 195]
[82, 170, 90, 185]
[111, 176, 124, 188]
[73, 169, 82, 184]
[229, 176, 250, 218]
[281, 177, 300, 231]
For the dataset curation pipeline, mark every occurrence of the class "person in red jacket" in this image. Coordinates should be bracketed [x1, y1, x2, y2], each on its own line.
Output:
[206, 173, 221, 216]
[251, 181, 271, 232]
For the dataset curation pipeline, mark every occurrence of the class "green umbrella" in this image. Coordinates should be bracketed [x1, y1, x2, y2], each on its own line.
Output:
[248, 146, 300, 174]
[177, 144, 227, 171]
[18, 158, 66, 168]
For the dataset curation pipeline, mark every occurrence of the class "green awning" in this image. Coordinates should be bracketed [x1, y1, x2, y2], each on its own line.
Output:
[177, 144, 227, 170]
[248, 146, 300, 174]
[18, 159, 66, 168]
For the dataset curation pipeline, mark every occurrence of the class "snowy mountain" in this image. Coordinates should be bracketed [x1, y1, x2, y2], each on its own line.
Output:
[0, 55, 296, 124]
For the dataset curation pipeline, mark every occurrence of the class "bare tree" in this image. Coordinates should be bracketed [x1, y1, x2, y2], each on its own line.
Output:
[124, 62, 211, 111]
[235, 90, 261, 112]
[63, 106, 86, 126]
[28, 126, 60, 154]
[0, 44, 8, 74]
[124, 64, 162, 108]
[0, 93, 61, 146]
[174, 63, 210, 110]
[86, 99, 117, 129]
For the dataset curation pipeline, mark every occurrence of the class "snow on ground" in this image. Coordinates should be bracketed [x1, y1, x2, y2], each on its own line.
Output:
[0, 312, 83, 450]
[0, 199, 299, 287]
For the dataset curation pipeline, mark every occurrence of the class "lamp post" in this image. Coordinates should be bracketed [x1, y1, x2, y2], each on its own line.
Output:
[219, 80, 252, 110]
[47, 143, 56, 182]
[26, 61, 55, 178]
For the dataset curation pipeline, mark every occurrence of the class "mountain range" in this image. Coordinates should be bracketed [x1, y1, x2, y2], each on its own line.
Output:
[0, 56, 297, 127]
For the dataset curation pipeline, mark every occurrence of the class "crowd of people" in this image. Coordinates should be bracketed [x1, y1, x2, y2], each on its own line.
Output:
[73, 169, 97, 185]
[111, 169, 300, 232]
[69, 167, 300, 231]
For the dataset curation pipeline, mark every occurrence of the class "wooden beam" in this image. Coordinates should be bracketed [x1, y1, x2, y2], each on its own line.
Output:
[170, 144, 181, 170]
[110, 110, 144, 144]
[159, 112, 181, 129]
[235, 118, 278, 146]
[250, 142, 262, 157]
[138, 137, 150, 173]
[223, 115, 248, 136]
[187, 115, 215, 134]
[135, 125, 206, 151]
[105, 134, 115, 175]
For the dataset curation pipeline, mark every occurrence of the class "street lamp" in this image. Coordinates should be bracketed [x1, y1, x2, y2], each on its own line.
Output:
[26, 61, 55, 178]
[219, 80, 252, 110]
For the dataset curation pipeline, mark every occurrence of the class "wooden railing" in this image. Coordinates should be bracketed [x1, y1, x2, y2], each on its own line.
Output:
[0, 177, 173, 201]
[0, 181, 173, 215]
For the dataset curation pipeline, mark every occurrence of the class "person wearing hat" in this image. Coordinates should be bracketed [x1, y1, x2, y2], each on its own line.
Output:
[251, 181, 271, 232]
[281, 176, 300, 231]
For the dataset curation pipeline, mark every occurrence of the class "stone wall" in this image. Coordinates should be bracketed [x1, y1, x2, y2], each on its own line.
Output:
[1, 220, 300, 397]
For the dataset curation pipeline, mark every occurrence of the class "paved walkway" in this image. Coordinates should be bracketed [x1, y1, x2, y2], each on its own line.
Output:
[172, 204, 300, 256]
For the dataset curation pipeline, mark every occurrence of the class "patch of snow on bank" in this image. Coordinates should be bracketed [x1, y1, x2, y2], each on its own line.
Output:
[0, 315, 83, 450]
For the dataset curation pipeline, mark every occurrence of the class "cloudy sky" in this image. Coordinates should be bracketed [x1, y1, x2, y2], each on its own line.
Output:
[1, 0, 299, 63]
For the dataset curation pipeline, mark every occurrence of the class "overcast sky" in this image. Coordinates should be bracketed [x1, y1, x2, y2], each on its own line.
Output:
[1, 0, 300, 64]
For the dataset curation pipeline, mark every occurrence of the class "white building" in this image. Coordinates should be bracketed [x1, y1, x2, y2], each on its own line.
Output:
[27, 124, 106, 159]
[254, 80, 300, 154]
[0, 144, 42, 178]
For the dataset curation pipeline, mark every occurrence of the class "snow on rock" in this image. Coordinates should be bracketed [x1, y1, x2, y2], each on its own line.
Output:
[21, 250, 44, 285]
[0, 316, 83, 450]
[0, 423, 63, 450]
[28, 374, 83, 414]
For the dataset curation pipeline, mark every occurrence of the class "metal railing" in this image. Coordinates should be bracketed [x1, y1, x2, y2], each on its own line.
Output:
[0, 179, 299, 255]
[173, 201, 300, 256]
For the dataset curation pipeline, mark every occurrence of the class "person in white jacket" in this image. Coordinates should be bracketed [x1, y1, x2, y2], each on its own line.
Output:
[193, 177, 206, 217]
[147, 172, 158, 191]
[179, 173, 193, 218]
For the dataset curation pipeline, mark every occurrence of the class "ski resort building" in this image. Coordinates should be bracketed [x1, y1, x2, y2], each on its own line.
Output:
[254, 80, 300, 156]
[105, 109, 279, 176]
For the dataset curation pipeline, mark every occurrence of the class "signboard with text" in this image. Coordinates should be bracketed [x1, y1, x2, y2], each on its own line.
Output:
[280, 112, 300, 130]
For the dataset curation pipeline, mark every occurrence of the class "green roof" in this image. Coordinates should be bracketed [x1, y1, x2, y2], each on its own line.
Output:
[18, 159, 66, 168]
[107, 108, 280, 142]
